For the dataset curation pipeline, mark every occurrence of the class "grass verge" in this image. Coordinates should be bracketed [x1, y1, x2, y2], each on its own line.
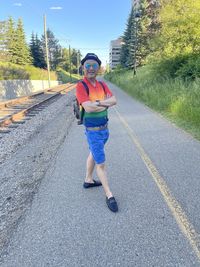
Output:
[56, 68, 82, 83]
[104, 65, 200, 141]
[0, 62, 57, 80]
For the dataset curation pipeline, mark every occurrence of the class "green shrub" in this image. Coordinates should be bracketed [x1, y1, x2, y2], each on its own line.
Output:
[175, 55, 200, 81]
[152, 54, 200, 81]
[152, 55, 191, 79]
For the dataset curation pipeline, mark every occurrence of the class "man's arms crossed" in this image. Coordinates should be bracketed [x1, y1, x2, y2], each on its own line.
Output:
[82, 96, 117, 113]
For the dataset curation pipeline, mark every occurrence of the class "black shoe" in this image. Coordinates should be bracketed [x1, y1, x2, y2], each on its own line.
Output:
[83, 179, 102, 189]
[106, 196, 118, 212]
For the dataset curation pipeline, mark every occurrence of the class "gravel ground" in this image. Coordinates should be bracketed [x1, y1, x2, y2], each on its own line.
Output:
[0, 90, 75, 256]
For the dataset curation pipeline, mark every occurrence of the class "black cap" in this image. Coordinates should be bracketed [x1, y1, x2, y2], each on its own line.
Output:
[81, 53, 101, 66]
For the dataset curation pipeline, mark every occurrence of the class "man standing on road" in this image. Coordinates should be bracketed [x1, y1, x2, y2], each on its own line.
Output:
[76, 53, 118, 212]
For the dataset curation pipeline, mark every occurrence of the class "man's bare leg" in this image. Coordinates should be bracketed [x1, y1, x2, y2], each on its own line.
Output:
[85, 152, 95, 183]
[96, 163, 113, 198]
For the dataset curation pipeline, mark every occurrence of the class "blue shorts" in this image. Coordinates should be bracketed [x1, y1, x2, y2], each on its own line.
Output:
[85, 128, 109, 164]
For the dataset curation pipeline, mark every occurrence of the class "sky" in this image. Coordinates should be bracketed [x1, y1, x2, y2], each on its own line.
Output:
[0, 0, 132, 66]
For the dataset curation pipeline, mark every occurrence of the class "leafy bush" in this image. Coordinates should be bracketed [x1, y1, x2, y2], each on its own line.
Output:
[152, 54, 200, 81]
[152, 55, 190, 79]
[175, 55, 200, 81]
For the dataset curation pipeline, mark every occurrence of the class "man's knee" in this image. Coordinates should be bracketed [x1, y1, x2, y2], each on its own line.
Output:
[96, 162, 105, 169]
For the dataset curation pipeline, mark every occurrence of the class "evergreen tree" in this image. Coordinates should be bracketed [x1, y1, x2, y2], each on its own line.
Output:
[121, 1, 161, 68]
[35, 34, 46, 68]
[120, 3, 150, 69]
[29, 32, 36, 64]
[11, 18, 32, 65]
[30, 32, 46, 68]
[41, 29, 61, 70]
[6, 16, 16, 62]
[120, 8, 135, 68]
[0, 20, 8, 61]
[120, 43, 129, 68]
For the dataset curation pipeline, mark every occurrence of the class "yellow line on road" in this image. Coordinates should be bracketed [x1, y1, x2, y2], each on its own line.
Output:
[115, 108, 200, 260]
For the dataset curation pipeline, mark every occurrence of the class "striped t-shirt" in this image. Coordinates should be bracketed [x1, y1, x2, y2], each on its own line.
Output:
[76, 77, 113, 127]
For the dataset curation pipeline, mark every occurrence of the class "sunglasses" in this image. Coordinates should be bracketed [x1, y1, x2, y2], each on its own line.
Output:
[84, 63, 99, 70]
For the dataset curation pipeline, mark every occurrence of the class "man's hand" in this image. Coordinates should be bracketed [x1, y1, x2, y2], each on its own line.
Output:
[82, 96, 117, 113]
[98, 96, 117, 107]
[82, 101, 107, 113]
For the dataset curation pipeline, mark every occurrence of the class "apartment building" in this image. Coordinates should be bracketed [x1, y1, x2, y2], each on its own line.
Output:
[109, 38, 123, 70]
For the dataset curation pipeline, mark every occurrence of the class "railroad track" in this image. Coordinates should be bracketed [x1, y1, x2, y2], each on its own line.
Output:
[0, 82, 75, 134]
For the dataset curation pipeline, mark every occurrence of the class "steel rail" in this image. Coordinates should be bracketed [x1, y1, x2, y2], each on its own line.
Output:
[0, 83, 76, 128]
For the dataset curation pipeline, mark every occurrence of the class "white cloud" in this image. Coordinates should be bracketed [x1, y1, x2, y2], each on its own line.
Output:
[50, 6, 63, 10]
[13, 3, 22, 6]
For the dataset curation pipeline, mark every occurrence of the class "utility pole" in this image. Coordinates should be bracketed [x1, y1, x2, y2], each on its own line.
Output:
[77, 51, 80, 76]
[133, 11, 140, 76]
[69, 45, 72, 81]
[44, 14, 51, 87]
[133, 18, 138, 76]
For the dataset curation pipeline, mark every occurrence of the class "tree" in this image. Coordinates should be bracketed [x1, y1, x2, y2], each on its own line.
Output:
[11, 18, 32, 65]
[30, 32, 46, 68]
[29, 32, 36, 63]
[154, 0, 200, 58]
[146, 0, 161, 40]
[6, 16, 16, 62]
[120, 1, 162, 68]
[120, 7, 135, 68]
[71, 48, 81, 73]
[57, 47, 70, 70]
[0, 20, 8, 61]
[57, 47, 82, 74]
[35, 34, 46, 68]
[135, 0, 152, 66]
[41, 29, 61, 70]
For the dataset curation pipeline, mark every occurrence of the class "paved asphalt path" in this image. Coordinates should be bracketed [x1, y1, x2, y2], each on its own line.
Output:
[1, 81, 200, 266]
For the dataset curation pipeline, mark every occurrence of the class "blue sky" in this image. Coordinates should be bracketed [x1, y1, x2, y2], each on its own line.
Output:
[0, 0, 132, 66]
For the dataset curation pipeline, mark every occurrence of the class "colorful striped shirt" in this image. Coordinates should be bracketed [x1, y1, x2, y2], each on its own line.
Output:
[76, 77, 113, 127]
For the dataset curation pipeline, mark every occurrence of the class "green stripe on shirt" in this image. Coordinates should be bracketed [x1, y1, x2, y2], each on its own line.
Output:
[84, 109, 108, 118]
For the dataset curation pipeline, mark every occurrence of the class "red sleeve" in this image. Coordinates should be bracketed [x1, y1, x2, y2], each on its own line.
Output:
[100, 81, 113, 97]
[76, 82, 90, 104]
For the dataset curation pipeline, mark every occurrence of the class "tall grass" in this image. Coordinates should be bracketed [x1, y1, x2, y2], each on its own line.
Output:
[0, 62, 57, 80]
[105, 65, 200, 140]
[56, 68, 82, 83]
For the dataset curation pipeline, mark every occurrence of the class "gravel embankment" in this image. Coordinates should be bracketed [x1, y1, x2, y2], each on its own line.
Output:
[0, 91, 75, 256]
